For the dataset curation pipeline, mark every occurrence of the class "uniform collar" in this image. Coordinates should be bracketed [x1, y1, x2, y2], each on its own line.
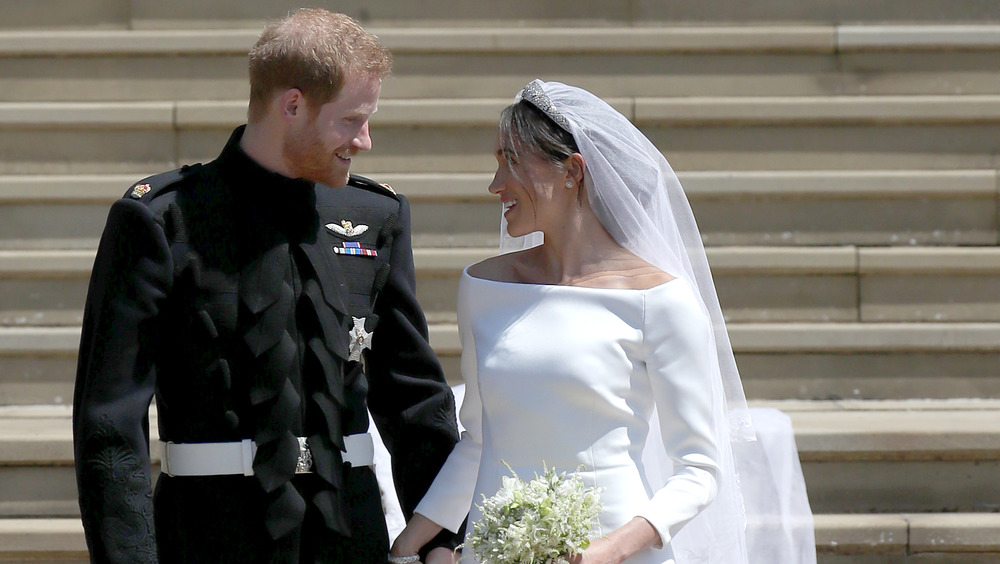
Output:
[216, 125, 315, 194]
[216, 125, 318, 240]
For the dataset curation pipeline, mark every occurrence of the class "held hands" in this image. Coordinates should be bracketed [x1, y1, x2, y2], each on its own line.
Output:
[425, 547, 458, 564]
[390, 513, 450, 564]
[387, 547, 455, 564]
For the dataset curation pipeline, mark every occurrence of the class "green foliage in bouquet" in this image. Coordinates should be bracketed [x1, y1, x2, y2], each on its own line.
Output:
[465, 464, 603, 564]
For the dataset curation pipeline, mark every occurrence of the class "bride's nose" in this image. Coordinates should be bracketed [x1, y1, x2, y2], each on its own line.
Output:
[488, 171, 503, 195]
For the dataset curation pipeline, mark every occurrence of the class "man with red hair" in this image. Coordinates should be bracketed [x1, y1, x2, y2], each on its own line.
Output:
[73, 9, 459, 562]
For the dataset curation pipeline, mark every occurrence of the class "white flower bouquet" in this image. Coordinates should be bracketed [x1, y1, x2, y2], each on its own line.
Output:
[464, 464, 603, 564]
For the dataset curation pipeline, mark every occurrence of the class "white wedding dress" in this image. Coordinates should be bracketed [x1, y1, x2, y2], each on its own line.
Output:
[415, 270, 724, 564]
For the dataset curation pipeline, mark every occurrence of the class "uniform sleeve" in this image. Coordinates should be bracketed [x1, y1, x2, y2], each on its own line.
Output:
[365, 195, 461, 518]
[634, 281, 722, 547]
[72, 198, 173, 563]
[413, 275, 484, 533]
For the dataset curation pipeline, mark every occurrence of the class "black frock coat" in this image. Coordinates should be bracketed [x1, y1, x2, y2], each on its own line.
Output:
[72, 126, 459, 563]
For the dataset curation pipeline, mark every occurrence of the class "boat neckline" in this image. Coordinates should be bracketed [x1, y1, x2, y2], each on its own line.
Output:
[461, 265, 681, 292]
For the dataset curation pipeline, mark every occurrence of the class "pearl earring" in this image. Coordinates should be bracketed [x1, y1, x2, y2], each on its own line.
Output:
[565, 181, 573, 188]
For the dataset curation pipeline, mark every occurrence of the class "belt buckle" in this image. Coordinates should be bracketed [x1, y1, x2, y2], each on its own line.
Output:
[295, 437, 313, 474]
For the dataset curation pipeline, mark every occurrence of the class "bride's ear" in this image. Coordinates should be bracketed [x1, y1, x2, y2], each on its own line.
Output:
[565, 153, 586, 188]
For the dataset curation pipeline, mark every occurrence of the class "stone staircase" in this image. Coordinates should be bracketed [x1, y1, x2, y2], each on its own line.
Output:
[2, 1, 1000, 562]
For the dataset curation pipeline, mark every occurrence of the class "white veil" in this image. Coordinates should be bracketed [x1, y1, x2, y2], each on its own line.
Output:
[501, 80, 816, 564]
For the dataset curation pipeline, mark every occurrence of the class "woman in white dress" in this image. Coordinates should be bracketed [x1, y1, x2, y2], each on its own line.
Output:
[389, 81, 815, 564]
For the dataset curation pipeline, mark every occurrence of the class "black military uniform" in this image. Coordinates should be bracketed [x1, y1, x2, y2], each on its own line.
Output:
[73, 126, 459, 563]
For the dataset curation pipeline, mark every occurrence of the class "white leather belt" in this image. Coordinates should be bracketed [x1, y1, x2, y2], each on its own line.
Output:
[160, 433, 375, 477]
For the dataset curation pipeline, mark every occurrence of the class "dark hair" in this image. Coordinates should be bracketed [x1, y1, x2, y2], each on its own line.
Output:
[498, 100, 579, 168]
[247, 9, 392, 122]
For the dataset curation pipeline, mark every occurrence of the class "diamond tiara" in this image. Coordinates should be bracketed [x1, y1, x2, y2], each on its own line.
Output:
[517, 80, 571, 132]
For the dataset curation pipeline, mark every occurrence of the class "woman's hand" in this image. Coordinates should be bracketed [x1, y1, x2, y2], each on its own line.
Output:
[567, 517, 661, 564]
[567, 536, 626, 564]
[390, 513, 447, 562]
[425, 547, 458, 564]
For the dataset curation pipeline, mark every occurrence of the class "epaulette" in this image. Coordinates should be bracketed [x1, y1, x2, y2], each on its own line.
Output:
[348, 174, 399, 200]
[123, 163, 203, 202]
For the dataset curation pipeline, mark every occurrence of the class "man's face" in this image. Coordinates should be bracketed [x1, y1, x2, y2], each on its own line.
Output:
[282, 74, 382, 187]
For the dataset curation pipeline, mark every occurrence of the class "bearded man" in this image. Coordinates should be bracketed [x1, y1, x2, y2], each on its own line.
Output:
[73, 9, 459, 562]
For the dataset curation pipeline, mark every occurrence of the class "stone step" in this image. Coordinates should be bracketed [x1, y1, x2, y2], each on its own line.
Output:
[120, 2, 1000, 29]
[780, 399, 1000, 514]
[2, 97, 1000, 175]
[0, 0, 130, 30]
[3, 0, 998, 29]
[1, 401, 998, 517]
[7, 246, 1000, 329]
[3, 170, 996, 248]
[814, 513, 1000, 564]
[2, 26, 1000, 101]
[0, 518, 87, 564]
[2, 322, 998, 406]
[3, 513, 999, 564]
[0, 250, 94, 327]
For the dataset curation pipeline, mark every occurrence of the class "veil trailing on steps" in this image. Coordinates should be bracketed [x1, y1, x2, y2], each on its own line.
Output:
[500, 79, 816, 564]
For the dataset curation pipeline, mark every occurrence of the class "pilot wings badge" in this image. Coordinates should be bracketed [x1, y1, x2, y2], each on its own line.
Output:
[326, 220, 369, 238]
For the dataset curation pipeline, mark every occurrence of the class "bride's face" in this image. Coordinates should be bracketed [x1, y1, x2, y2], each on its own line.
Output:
[488, 133, 571, 238]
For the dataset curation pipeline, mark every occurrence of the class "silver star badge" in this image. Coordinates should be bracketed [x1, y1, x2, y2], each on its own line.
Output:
[326, 220, 369, 238]
[348, 316, 373, 362]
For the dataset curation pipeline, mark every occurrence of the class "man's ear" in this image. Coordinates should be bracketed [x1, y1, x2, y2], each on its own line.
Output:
[279, 88, 307, 122]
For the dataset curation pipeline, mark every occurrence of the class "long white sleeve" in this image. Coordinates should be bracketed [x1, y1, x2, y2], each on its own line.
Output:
[634, 282, 721, 546]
